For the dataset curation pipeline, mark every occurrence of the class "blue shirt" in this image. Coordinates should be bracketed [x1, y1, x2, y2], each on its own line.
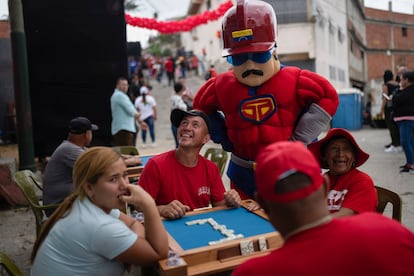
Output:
[111, 89, 137, 135]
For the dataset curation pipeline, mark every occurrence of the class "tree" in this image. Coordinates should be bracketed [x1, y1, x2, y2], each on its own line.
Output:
[124, 0, 139, 11]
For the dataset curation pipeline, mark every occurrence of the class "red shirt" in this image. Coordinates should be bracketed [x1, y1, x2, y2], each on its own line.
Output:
[326, 168, 378, 214]
[165, 59, 174, 73]
[138, 150, 225, 210]
[233, 213, 414, 276]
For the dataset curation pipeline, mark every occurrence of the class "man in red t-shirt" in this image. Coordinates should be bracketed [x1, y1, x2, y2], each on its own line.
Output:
[138, 109, 241, 219]
[164, 57, 175, 87]
[232, 141, 414, 276]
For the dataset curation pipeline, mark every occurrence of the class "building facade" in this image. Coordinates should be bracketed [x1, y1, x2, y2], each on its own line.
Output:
[365, 2, 414, 114]
[181, 0, 364, 91]
[365, 4, 414, 81]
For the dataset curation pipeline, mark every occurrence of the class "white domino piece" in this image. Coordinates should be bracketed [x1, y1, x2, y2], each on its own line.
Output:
[185, 220, 198, 226]
[240, 240, 255, 255]
[190, 217, 246, 246]
[258, 236, 268, 251]
[207, 218, 215, 224]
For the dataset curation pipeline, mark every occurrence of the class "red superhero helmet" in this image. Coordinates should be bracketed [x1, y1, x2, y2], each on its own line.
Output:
[221, 0, 277, 57]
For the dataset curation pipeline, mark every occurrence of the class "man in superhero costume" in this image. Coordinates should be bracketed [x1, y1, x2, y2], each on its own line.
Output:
[193, 0, 339, 199]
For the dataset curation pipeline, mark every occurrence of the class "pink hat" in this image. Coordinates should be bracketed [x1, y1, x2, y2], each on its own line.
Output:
[256, 141, 324, 203]
[308, 128, 369, 169]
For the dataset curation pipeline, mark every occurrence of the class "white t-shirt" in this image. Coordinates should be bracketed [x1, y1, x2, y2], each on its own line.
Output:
[135, 95, 157, 121]
[31, 198, 137, 276]
[171, 94, 187, 111]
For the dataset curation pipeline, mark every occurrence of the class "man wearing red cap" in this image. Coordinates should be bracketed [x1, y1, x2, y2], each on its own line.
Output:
[233, 141, 414, 275]
[193, 0, 338, 200]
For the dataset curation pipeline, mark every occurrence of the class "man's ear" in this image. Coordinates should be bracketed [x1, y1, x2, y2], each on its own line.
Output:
[202, 133, 211, 145]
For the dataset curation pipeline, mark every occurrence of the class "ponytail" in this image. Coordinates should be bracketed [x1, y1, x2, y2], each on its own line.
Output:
[31, 192, 78, 263]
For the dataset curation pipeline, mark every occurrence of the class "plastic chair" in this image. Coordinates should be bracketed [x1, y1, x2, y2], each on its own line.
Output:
[375, 186, 402, 222]
[0, 252, 23, 276]
[203, 148, 228, 176]
[30, 172, 43, 191]
[112, 146, 139, 156]
[13, 170, 60, 237]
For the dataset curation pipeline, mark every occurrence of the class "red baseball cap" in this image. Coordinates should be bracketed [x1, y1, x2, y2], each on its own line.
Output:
[256, 141, 324, 203]
[307, 128, 369, 169]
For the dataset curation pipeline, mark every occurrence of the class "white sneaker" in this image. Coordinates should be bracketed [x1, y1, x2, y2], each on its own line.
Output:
[151, 142, 157, 148]
[394, 146, 403, 153]
[141, 143, 147, 148]
[384, 145, 398, 153]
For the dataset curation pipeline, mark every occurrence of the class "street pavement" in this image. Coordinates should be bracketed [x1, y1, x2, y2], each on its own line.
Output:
[0, 72, 413, 275]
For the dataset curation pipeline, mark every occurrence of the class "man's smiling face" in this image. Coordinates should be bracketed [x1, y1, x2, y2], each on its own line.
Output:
[177, 116, 210, 147]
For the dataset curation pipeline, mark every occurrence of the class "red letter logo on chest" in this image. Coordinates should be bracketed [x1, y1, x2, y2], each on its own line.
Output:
[239, 95, 276, 123]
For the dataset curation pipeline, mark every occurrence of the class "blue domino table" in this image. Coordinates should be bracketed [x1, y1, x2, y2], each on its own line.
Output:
[158, 200, 284, 276]
[126, 154, 153, 181]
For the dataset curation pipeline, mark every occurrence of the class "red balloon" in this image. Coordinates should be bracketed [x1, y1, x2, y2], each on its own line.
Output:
[125, 0, 233, 33]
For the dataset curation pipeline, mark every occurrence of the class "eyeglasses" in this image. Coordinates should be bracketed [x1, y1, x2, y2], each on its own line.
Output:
[226, 50, 273, 66]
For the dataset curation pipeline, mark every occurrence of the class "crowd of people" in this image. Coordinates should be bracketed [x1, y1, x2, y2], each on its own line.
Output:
[376, 67, 414, 174]
[116, 48, 211, 150]
[128, 51, 204, 90]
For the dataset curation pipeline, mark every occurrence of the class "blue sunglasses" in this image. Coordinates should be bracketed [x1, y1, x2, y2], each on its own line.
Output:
[226, 50, 273, 66]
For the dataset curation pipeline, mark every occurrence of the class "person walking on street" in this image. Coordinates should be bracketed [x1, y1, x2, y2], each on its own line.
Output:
[378, 70, 401, 153]
[135, 86, 157, 148]
[179, 76, 196, 110]
[165, 57, 175, 87]
[392, 71, 414, 174]
[170, 82, 187, 148]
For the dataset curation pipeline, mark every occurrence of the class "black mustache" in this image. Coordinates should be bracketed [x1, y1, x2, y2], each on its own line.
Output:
[242, 69, 264, 78]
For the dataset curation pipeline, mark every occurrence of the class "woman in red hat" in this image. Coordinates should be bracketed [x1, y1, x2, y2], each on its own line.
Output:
[308, 128, 377, 217]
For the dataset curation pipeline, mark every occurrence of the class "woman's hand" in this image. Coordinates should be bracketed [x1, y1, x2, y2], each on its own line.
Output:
[120, 184, 155, 209]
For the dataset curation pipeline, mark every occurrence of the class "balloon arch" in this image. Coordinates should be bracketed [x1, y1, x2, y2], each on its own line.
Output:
[125, 0, 233, 34]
